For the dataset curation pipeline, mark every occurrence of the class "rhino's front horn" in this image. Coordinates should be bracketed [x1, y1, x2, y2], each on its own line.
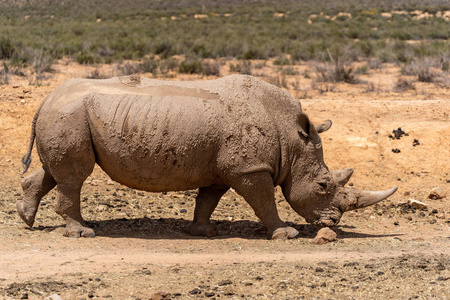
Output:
[338, 187, 398, 212]
[331, 168, 354, 186]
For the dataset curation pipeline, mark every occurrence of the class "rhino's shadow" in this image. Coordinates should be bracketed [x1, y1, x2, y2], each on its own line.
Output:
[69, 218, 403, 240]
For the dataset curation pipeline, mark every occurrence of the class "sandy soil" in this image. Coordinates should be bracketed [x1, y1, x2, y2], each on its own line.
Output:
[0, 60, 449, 299]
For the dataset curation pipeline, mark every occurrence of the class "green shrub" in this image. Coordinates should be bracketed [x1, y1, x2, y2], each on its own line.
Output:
[229, 60, 252, 75]
[179, 57, 203, 74]
[273, 56, 291, 66]
[0, 37, 15, 59]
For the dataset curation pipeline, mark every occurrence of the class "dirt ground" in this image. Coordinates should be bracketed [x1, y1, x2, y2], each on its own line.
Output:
[0, 61, 449, 299]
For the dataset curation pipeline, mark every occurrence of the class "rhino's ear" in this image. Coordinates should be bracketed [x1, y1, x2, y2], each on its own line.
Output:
[297, 113, 320, 144]
[315, 120, 332, 133]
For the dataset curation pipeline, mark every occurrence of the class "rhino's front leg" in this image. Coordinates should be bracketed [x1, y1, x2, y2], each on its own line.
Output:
[55, 183, 95, 238]
[189, 186, 229, 237]
[231, 172, 299, 240]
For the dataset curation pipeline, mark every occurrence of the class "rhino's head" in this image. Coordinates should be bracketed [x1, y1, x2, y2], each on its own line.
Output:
[281, 113, 397, 227]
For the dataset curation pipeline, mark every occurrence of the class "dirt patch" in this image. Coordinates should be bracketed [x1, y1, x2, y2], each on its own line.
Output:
[0, 61, 449, 299]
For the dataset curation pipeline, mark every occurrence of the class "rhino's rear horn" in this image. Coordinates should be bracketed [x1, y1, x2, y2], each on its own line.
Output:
[315, 120, 332, 133]
[331, 168, 353, 186]
[338, 187, 398, 212]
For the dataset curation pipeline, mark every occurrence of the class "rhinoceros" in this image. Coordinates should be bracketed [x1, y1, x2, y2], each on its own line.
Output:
[17, 74, 397, 239]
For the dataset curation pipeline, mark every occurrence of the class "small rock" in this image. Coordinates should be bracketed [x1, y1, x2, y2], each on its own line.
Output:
[403, 191, 410, 196]
[20, 294, 28, 299]
[44, 295, 63, 300]
[180, 209, 187, 214]
[312, 227, 337, 245]
[12, 84, 20, 88]
[218, 279, 232, 286]
[189, 288, 201, 295]
[408, 199, 428, 209]
[205, 292, 215, 297]
[436, 213, 446, 219]
[97, 205, 107, 212]
[428, 187, 445, 200]
[150, 291, 171, 300]
[107, 179, 115, 185]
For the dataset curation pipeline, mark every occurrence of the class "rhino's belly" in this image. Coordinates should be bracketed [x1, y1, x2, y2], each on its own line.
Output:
[85, 93, 223, 192]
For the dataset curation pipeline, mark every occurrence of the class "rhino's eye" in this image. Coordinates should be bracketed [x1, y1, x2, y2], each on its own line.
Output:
[318, 182, 327, 189]
[316, 182, 328, 194]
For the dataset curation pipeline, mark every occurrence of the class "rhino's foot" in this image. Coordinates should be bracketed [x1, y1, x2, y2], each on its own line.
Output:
[271, 227, 299, 240]
[189, 222, 217, 237]
[63, 226, 95, 238]
[16, 200, 37, 228]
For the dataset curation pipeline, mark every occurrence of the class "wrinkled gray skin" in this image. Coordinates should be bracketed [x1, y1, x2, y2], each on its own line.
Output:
[17, 75, 397, 239]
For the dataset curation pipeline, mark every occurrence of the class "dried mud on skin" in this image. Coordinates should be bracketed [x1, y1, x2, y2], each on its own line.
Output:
[1, 64, 450, 299]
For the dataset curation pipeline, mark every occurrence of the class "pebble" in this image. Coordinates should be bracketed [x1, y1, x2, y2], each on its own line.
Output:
[218, 279, 232, 286]
[428, 187, 445, 200]
[408, 199, 428, 209]
[150, 291, 170, 300]
[44, 295, 63, 300]
[436, 213, 446, 219]
[97, 205, 107, 212]
[189, 288, 201, 295]
[312, 227, 337, 245]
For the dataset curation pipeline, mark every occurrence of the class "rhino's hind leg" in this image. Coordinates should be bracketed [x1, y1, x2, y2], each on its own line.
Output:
[55, 183, 95, 238]
[17, 167, 56, 227]
[189, 186, 228, 237]
[231, 172, 299, 240]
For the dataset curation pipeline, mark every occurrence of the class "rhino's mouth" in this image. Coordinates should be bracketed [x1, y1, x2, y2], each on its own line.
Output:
[310, 216, 340, 227]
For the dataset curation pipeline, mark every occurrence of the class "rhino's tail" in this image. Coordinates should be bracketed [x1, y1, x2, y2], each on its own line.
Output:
[21, 98, 47, 173]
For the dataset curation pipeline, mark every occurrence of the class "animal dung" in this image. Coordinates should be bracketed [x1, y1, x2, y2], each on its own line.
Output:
[412, 139, 420, 146]
[388, 127, 409, 140]
[392, 148, 401, 153]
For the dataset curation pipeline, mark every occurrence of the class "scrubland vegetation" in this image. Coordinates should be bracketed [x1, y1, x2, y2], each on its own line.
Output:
[0, 0, 449, 87]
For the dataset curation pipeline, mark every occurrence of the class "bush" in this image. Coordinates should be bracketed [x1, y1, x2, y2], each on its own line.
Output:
[393, 77, 415, 92]
[86, 69, 109, 79]
[139, 57, 159, 74]
[401, 58, 438, 82]
[29, 49, 55, 80]
[178, 57, 203, 74]
[0, 62, 9, 85]
[0, 37, 15, 59]
[201, 60, 220, 76]
[273, 56, 291, 66]
[229, 60, 252, 75]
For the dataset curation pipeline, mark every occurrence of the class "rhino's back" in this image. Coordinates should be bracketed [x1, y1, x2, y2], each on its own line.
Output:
[83, 89, 225, 191]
